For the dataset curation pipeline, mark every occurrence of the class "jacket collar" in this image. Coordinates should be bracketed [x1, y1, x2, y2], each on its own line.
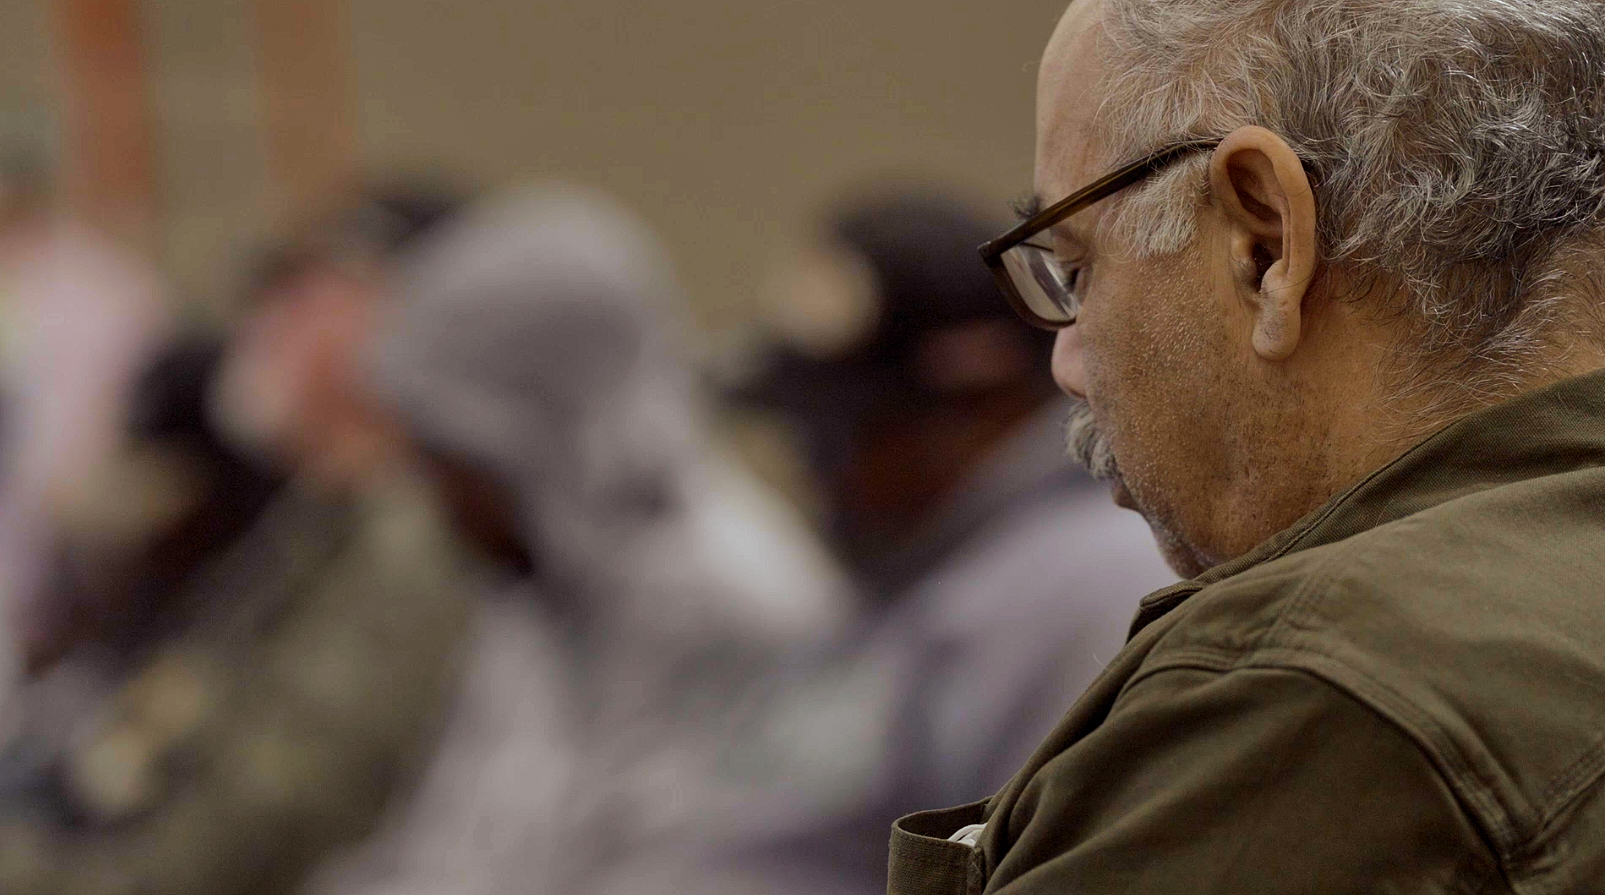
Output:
[1130, 367, 1605, 638]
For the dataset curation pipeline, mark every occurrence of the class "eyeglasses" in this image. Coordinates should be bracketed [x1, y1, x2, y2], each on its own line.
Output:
[978, 139, 1222, 330]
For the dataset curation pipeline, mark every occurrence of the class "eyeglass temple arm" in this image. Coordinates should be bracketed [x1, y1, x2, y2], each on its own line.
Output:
[978, 139, 1223, 261]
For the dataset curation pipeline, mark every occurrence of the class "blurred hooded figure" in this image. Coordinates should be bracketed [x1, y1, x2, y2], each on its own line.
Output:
[308, 186, 847, 895]
[700, 192, 1178, 895]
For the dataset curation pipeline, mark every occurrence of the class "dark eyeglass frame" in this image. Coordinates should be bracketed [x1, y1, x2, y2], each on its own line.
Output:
[978, 139, 1223, 330]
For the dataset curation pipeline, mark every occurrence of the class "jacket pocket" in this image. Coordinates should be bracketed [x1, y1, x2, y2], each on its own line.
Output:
[886, 800, 989, 895]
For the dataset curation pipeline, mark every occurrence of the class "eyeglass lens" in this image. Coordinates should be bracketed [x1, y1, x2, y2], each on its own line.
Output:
[1001, 242, 1078, 326]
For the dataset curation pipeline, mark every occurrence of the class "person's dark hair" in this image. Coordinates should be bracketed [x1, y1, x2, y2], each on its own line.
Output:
[129, 335, 284, 501]
[246, 182, 469, 296]
[829, 193, 1026, 346]
[127, 334, 284, 563]
[733, 191, 1057, 425]
[828, 191, 1057, 388]
[130, 338, 233, 454]
[32, 336, 287, 670]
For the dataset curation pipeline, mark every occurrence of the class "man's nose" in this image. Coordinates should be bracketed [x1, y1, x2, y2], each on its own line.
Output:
[1051, 325, 1088, 399]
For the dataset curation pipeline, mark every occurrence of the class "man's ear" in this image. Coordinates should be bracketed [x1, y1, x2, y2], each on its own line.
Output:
[1208, 126, 1318, 362]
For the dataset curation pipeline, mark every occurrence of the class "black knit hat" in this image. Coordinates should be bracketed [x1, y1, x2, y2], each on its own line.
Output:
[733, 192, 1054, 421]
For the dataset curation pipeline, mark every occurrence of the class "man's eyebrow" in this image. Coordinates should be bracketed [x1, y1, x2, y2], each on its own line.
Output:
[1011, 192, 1091, 249]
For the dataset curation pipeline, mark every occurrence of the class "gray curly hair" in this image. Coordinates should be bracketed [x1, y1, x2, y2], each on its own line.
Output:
[1086, 0, 1605, 408]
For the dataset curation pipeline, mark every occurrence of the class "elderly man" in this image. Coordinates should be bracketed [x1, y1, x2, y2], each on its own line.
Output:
[888, 1, 1605, 892]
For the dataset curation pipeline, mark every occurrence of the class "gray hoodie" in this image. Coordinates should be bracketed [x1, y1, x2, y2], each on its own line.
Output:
[311, 187, 847, 895]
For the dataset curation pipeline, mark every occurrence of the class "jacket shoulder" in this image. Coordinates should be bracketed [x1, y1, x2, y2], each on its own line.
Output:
[1148, 471, 1605, 879]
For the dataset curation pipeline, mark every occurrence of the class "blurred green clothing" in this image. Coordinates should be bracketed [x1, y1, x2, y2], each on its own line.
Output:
[889, 368, 1605, 894]
[0, 470, 472, 895]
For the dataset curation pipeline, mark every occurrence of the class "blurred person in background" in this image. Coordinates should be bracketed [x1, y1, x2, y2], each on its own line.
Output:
[0, 189, 476, 895]
[0, 153, 172, 700]
[0, 336, 285, 827]
[307, 185, 848, 895]
[709, 192, 1175, 895]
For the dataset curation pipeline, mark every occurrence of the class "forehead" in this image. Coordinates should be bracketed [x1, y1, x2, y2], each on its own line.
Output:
[1035, 0, 1110, 204]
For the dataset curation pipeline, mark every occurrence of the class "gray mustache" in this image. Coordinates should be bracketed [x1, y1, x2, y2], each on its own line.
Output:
[1065, 401, 1120, 481]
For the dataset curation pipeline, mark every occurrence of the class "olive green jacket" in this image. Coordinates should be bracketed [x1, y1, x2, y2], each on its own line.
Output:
[889, 369, 1605, 894]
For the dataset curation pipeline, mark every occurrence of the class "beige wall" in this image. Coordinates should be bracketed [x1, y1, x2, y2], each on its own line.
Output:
[0, 2, 58, 175]
[2, 0, 1068, 328]
[146, 0, 270, 313]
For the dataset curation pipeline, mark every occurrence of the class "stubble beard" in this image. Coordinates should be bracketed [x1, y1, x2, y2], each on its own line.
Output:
[1065, 399, 1210, 577]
